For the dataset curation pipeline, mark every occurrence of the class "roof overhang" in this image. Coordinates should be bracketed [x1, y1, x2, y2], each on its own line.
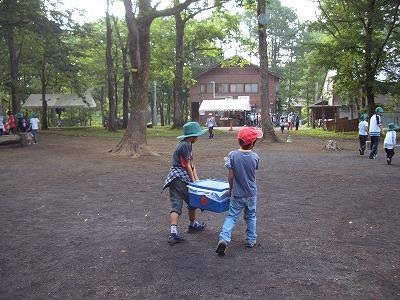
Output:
[199, 99, 251, 112]
[23, 93, 96, 108]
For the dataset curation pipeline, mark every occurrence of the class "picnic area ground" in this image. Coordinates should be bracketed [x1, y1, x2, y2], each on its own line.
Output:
[0, 131, 399, 299]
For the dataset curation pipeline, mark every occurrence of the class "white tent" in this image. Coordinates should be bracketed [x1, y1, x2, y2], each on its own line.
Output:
[23, 93, 96, 108]
[199, 98, 251, 112]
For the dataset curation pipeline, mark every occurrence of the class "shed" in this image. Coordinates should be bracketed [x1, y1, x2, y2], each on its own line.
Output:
[23, 93, 96, 108]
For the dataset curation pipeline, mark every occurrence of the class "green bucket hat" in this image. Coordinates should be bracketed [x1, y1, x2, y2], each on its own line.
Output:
[375, 107, 384, 113]
[177, 122, 207, 139]
[388, 123, 396, 130]
[359, 114, 368, 121]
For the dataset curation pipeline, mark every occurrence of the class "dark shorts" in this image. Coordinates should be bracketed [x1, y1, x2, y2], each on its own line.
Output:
[169, 178, 193, 215]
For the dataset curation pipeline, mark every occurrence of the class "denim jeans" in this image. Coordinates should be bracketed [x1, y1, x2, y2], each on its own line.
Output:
[219, 196, 257, 244]
[31, 129, 38, 143]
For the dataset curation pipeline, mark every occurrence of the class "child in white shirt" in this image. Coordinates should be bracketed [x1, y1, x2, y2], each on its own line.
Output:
[383, 123, 397, 165]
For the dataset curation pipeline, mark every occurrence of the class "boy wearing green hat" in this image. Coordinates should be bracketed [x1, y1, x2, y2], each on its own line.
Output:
[163, 122, 208, 244]
[358, 114, 369, 155]
[369, 107, 383, 159]
[383, 123, 397, 165]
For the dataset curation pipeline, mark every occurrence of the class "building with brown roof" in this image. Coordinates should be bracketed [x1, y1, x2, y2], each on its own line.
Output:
[189, 62, 281, 126]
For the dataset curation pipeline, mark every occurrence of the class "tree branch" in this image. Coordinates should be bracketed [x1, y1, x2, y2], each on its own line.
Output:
[152, 0, 200, 20]
[317, 0, 341, 39]
[373, 1, 400, 74]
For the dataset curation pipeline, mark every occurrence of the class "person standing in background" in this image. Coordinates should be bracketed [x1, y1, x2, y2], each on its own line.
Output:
[369, 107, 383, 159]
[358, 114, 369, 155]
[7, 111, 15, 134]
[383, 123, 397, 165]
[30, 113, 40, 144]
[0, 114, 3, 136]
[295, 114, 300, 130]
[206, 113, 216, 139]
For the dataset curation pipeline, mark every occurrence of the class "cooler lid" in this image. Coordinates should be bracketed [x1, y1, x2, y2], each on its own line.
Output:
[189, 179, 229, 192]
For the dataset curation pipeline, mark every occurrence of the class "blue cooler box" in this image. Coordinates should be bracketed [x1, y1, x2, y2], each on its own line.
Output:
[188, 179, 230, 213]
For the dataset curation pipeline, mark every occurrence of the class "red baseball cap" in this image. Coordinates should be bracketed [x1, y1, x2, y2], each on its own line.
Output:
[238, 127, 263, 145]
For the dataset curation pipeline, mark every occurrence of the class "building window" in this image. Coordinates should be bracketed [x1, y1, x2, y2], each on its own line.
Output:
[245, 83, 258, 93]
[230, 83, 244, 93]
[200, 84, 206, 93]
[216, 83, 228, 93]
[206, 83, 214, 93]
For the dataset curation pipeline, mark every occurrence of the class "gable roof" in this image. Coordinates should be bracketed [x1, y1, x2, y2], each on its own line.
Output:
[194, 58, 283, 80]
[23, 93, 96, 108]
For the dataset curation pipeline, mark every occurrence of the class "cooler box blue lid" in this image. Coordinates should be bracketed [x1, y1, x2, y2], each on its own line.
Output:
[189, 179, 229, 192]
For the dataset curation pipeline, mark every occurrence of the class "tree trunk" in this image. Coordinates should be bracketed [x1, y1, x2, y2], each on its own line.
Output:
[172, 12, 186, 128]
[6, 27, 20, 113]
[41, 71, 48, 130]
[159, 93, 165, 126]
[365, 0, 376, 118]
[258, 0, 279, 142]
[113, 0, 198, 156]
[113, 17, 130, 129]
[106, 1, 117, 131]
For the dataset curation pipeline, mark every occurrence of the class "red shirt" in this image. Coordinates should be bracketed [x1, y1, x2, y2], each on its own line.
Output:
[8, 114, 15, 128]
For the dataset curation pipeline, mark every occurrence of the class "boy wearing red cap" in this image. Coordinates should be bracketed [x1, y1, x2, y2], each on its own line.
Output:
[216, 127, 263, 256]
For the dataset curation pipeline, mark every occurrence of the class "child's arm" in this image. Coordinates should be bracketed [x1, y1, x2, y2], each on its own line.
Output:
[191, 162, 199, 181]
[227, 169, 233, 197]
[184, 160, 197, 182]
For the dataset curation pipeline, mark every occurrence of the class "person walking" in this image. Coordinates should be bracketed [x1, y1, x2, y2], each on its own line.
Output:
[216, 127, 263, 256]
[30, 113, 40, 144]
[369, 107, 383, 159]
[383, 123, 397, 165]
[0, 114, 3, 136]
[295, 114, 300, 130]
[358, 114, 369, 155]
[163, 122, 208, 244]
[279, 116, 285, 134]
[206, 113, 216, 139]
[7, 111, 15, 134]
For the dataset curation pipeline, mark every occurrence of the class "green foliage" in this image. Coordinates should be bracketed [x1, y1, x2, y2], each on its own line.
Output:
[46, 126, 226, 138]
[310, 0, 400, 108]
[290, 128, 358, 140]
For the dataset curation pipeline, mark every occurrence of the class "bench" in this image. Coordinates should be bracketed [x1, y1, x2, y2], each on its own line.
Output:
[0, 132, 32, 146]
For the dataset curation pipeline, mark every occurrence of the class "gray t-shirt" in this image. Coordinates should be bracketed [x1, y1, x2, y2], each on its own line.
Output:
[172, 140, 193, 168]
[224, 149, 259, 198]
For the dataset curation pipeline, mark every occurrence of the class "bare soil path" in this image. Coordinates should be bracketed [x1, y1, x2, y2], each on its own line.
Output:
[0, 132, 399, 299]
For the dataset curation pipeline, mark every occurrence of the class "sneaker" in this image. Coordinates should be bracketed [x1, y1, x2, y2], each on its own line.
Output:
[359, 149, 363, 155]
[216, 240, 227, 256]
[246, 241, 257, 248]
[168, 233, 185, 244]
[187, 221, 206, 233]
[387, 158, 391, 165]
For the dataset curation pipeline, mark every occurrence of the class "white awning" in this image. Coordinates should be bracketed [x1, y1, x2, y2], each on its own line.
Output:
[23, 93, 96, 108]
[199, 99, 251, 112]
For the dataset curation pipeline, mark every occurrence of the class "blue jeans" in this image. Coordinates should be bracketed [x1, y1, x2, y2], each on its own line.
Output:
[31, 129, 38, 143]
[219, 196, 257, 244]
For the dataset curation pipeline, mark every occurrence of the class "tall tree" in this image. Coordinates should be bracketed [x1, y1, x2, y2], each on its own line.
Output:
[315, 0, 400, 117]
[113, 17, 130, 129]
[258, 0, 279, 142]
[0, 0, 42, 113]
[111, 0, 199, 156]
[106, 0, 117, 131]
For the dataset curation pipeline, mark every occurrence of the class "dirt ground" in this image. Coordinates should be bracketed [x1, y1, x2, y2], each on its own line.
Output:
[0, 130, 399, 299]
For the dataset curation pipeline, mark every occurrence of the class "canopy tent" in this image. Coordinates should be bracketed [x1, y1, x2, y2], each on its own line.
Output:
[22, 93, 96, 108]
[199, 99, 251, 112]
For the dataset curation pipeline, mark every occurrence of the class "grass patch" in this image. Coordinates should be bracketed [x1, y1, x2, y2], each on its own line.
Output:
[290, 128, 358, 140]
[45, 126, 225, 138]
